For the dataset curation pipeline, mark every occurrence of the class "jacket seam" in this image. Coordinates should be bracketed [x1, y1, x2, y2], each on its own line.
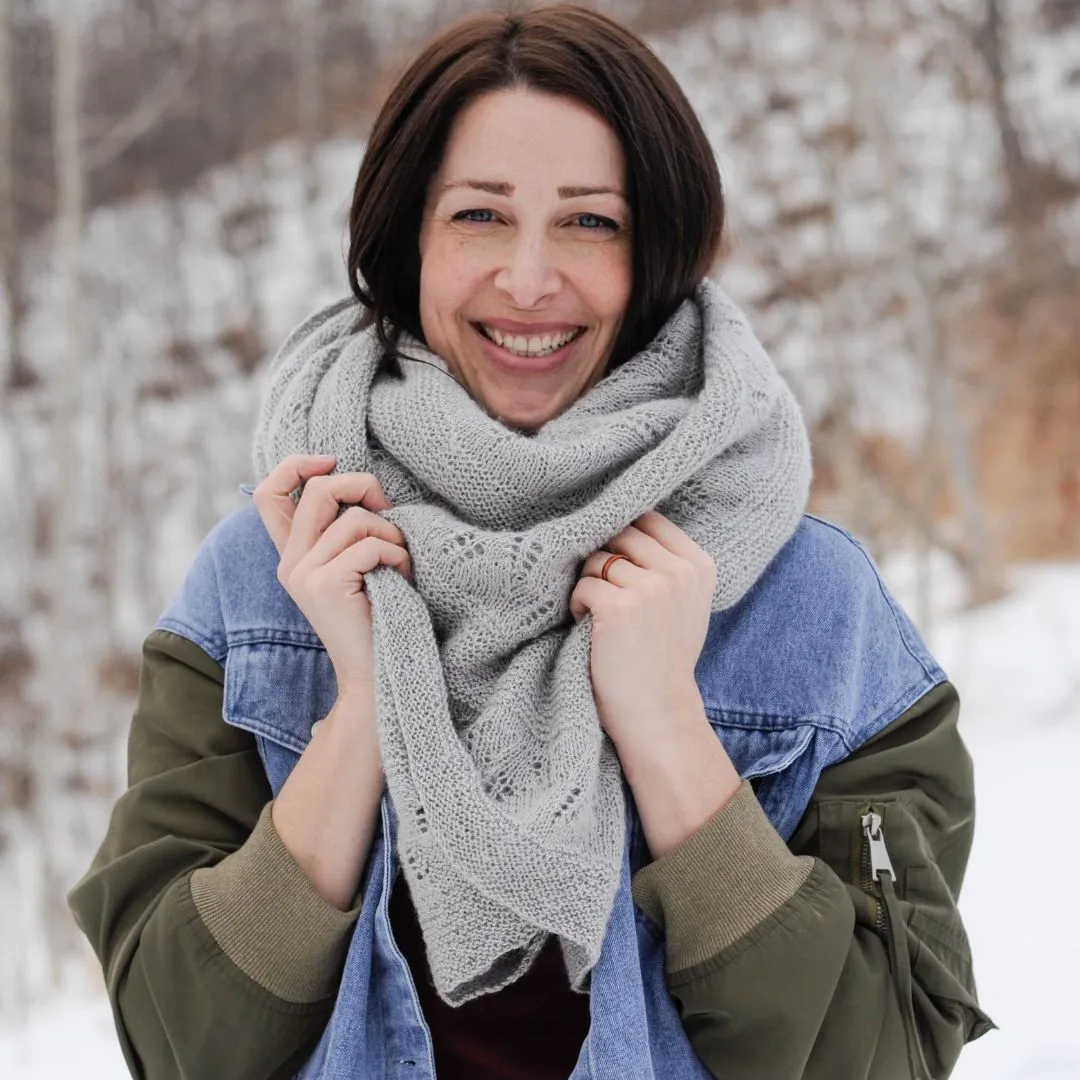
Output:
[226, 628, 324, 649]
[664, 858, 838, 987]
[704, 707, 854, 741]
[178, 875, 340, 1017]
[228, 719, 308, 755]
[803, 515, 941, 683]
[844, 673, 948, 754]
[155, 617, 228, 664]
[704, 682, 938, 751]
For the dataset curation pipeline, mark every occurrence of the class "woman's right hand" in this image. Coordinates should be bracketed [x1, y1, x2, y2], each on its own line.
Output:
[252, 453, 412, 700]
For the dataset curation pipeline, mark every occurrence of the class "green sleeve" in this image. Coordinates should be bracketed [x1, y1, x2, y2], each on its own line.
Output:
[631, 681, 995, 1079]
[67, 630, 361, 1080]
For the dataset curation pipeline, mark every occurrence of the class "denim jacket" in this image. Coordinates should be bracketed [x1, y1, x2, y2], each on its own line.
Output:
[156, 501, 944, 1080]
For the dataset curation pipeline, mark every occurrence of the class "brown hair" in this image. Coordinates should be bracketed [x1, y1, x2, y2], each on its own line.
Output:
[348, 4, 724, 374]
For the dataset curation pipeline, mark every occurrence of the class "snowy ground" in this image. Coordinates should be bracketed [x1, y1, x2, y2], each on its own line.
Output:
[1, 558, 1078, 1078]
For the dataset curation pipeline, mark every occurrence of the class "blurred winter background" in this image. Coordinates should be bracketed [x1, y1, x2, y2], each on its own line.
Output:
[0, 0, 1078, 1075]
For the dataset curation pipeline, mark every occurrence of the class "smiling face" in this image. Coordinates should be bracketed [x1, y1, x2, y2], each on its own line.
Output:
[418, 88, 633, 432]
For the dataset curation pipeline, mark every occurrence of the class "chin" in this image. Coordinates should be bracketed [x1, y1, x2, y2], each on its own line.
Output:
[476, 386, 569, 433]
[490, 405, 552, 434]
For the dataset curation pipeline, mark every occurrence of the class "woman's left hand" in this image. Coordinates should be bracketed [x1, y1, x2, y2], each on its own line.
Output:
[570, 510, 717, 759]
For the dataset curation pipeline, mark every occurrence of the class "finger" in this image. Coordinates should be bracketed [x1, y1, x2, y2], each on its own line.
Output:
[633, 510, 702, 560]
[569, 576, 604, 622]
[605, 522, 677, 572]
[301, 506, 409, 577]
[253, 454, 337, 554]
[283, 472, 393, 572]
[635, 511, 716, 587]
[307, 535, 413, 594]
[582, 550, 642, 586]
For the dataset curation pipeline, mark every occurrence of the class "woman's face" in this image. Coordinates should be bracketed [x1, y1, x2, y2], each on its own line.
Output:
[418, 88, 633, 432]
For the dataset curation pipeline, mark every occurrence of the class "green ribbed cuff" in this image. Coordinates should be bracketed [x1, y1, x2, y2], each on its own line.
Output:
[190, 801, 362, 1003]
[631, 781, 814, 973]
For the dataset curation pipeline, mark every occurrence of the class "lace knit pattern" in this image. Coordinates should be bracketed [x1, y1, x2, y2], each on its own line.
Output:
[251, 279, 812, 1005]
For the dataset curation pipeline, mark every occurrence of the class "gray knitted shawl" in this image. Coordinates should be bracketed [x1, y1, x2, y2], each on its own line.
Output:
[252, 278, 811, 1006]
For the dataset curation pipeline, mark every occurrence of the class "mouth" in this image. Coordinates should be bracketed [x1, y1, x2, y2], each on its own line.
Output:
[470, 321, 587, 372]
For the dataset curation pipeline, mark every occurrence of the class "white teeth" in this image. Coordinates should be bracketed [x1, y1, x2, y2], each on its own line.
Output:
[480, 324, 581, 357]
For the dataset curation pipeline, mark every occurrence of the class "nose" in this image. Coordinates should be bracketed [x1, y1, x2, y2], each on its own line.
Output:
[493, 232, 561, 309]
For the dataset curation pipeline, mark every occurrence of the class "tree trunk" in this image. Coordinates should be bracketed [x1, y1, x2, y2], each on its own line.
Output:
[0, 0, 31, 390]
[977, 0, 1031, 215]
[853, 3, 1000, 609]
[294, 0, 322, 205]
[30, 0, 88, 988]
[293, 0, 337, 288]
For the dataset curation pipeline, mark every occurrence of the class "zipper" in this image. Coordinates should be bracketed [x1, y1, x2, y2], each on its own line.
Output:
[860, 810, 892, 935]
[859, 806, 931, 1080]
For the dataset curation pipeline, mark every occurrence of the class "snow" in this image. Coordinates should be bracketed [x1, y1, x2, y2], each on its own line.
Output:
[919, 560, 1080, 1080]
[952, 723, 1080, 1080]
[2, 557, 1077, 1077]
[0, 993, 127, 1079]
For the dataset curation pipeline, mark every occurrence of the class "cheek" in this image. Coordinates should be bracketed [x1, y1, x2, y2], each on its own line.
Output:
[419, 236, 484, 334]
[589, 251, 632, 326]
[419, 243, 470, 339]
[568, 236, 630, 303]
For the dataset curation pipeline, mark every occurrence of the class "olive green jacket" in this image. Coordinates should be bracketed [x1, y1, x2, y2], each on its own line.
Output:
[68, 630, 994, 1079]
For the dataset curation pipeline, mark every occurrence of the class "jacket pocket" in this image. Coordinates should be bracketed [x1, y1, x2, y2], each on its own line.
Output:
[905, 865, 972, 963]
[705, 720, 815, 780]
[856, 804, 995, 1078]
[904, 865, 995, 1042]
[706, 718, 818, 836]
[224, 640, 339, 793]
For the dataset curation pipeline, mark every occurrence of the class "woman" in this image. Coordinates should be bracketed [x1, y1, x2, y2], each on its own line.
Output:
[69, 6, 993, 1079]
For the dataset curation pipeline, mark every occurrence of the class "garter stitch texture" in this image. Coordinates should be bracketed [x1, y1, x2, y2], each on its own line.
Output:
[251, 278, 812, 1005]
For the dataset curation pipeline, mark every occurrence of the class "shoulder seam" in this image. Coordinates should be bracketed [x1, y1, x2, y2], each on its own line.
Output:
[802, 515, 939, 684]
[156, 616, 228, 665]
[799, 516, 946, 751]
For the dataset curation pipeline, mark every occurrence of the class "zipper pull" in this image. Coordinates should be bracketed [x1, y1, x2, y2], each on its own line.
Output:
[861, 811, 895, 882]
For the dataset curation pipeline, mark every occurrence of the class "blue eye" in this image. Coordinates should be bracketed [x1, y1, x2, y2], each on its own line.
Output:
[452, 209, 497, 224]
[450, 209, 620, 231]
[576, 213, 618, 232]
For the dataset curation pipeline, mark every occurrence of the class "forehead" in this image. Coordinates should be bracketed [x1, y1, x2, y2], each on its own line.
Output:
[437, 87, 625, 187]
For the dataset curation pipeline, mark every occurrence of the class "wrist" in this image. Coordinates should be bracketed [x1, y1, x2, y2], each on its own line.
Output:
[334, 678, 377, 714]
[320, 686, 379, 748]
[611, 682, 709, 782]
[618, 703, 741, 860]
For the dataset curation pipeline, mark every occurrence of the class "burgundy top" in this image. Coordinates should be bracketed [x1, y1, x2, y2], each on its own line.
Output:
[388, 872, 592, 1079]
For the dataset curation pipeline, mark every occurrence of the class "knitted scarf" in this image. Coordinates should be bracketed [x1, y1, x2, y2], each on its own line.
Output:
[252, 278, 811, 1005]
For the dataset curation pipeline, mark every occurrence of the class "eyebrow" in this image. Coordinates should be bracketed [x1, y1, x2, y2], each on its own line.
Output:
[440, 178, 627, 201]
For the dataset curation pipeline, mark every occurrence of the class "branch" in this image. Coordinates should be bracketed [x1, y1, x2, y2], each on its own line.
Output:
[84, 11, 205, 173]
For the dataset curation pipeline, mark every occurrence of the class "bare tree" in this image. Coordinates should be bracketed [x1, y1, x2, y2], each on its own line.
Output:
[976, 0, 1031, 208]
[850, 1, 1000, 609]
[292, 0, 339, 287]
[84, 25, 203, 173]
[936, 0, 1034, 215]
[0, 0, 31, 390]
[294, 0, 322, 204]
[27, 0, 89, 985]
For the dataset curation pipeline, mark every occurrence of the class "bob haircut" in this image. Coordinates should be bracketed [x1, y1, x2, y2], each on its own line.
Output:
[348, 3, 725, 375]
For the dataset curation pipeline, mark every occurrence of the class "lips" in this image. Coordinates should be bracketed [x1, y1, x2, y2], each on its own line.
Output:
[469, 321, 586, 373]
[473, 322, 586, 358]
